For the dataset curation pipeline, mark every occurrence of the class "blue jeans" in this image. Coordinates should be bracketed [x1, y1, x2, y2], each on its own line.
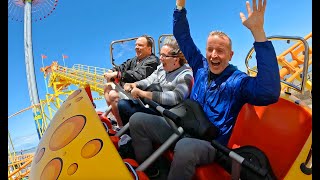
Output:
[117, 99, 161, 125]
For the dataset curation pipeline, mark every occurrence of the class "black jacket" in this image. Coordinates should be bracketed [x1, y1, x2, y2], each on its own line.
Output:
[112, 54, 159, 83]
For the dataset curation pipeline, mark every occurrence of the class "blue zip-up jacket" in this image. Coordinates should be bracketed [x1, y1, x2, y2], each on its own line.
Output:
[173, 8, 281, 146]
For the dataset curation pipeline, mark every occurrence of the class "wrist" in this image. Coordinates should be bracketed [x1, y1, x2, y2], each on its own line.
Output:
[176, 5, 184, 10]
[176, 0, 185, 9]
[138, 89, 144, 98]
[251, 29, 267, 42]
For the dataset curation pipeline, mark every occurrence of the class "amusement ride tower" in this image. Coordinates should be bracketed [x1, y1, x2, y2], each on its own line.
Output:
[8, 0, 59, 139]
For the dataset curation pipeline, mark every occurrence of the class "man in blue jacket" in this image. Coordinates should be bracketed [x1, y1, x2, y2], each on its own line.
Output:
[129, 0, 280, 179]
[167, 0, 280, 179]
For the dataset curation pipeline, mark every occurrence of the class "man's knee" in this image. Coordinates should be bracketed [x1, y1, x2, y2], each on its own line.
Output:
[109, 90, 119, 102]
[174, 138, 197, 160]
[129, 112, 145, 130]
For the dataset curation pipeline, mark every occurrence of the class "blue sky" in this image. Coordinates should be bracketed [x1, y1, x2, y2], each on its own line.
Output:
[8, 0, 312, 151]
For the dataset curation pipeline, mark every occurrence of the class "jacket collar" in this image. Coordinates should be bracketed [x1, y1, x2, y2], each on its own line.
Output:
[208, 64, 238, 83]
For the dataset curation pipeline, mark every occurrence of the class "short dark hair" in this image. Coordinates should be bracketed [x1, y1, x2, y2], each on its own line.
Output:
[140, 34, 153, 48]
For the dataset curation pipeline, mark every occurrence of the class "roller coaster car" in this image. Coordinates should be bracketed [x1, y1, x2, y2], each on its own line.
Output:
[110, 93, 312, 180]
[28, 86, 312, 180]
[29, 87, 149, 180]
[29, 34, 312, 179]
[192, 95, 312, 180]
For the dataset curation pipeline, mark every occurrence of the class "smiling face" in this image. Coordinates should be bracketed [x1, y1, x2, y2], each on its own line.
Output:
[206, 34, 234, 74]
[159, 45, 180, 72]
[135, 37, 152, 60]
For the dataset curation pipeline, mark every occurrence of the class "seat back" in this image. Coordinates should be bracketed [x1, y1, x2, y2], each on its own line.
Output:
[227, 98, 312, 179]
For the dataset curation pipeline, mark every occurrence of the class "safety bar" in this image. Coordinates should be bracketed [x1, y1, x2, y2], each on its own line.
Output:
[211, 140, 268, 177]
[245, 35, 311, 93]
[142, 98, 182, 135]
[109, 36, 156, 67]
[157, 34, 174, 55]
[136, 127, 184, 172]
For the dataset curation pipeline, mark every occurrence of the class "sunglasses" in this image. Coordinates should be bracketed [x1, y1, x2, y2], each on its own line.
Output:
[159, 54, 178, 59]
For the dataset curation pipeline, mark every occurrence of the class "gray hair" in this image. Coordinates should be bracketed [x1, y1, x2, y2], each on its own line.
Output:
[162, 36, 187, 65]
[208, 31, 232, 50]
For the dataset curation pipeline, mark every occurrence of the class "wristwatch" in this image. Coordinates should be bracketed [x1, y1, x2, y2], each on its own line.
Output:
[176, 5, 183, 10]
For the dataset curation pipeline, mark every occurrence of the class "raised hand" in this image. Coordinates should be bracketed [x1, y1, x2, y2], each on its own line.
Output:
[176, 0, 186, 7]
[239, 0, 267, 42]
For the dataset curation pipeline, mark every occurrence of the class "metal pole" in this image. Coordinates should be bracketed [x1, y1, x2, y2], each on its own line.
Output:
[24, 0, 43, 139]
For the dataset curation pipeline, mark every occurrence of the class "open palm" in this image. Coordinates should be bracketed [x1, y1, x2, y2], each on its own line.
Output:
[240, 0, 266, 32]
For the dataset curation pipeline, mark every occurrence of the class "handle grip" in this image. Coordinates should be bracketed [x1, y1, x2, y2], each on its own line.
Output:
[211, 140, 268, 177]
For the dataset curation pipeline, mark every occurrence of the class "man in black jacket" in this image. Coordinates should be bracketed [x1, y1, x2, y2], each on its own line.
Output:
[103, 35, 159, 127]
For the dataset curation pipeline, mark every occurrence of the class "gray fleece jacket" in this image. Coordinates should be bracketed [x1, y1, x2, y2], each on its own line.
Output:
[135, 63, 194, 106]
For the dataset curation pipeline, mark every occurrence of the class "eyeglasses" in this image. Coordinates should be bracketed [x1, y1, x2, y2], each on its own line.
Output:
[159, 54, 178, 59]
